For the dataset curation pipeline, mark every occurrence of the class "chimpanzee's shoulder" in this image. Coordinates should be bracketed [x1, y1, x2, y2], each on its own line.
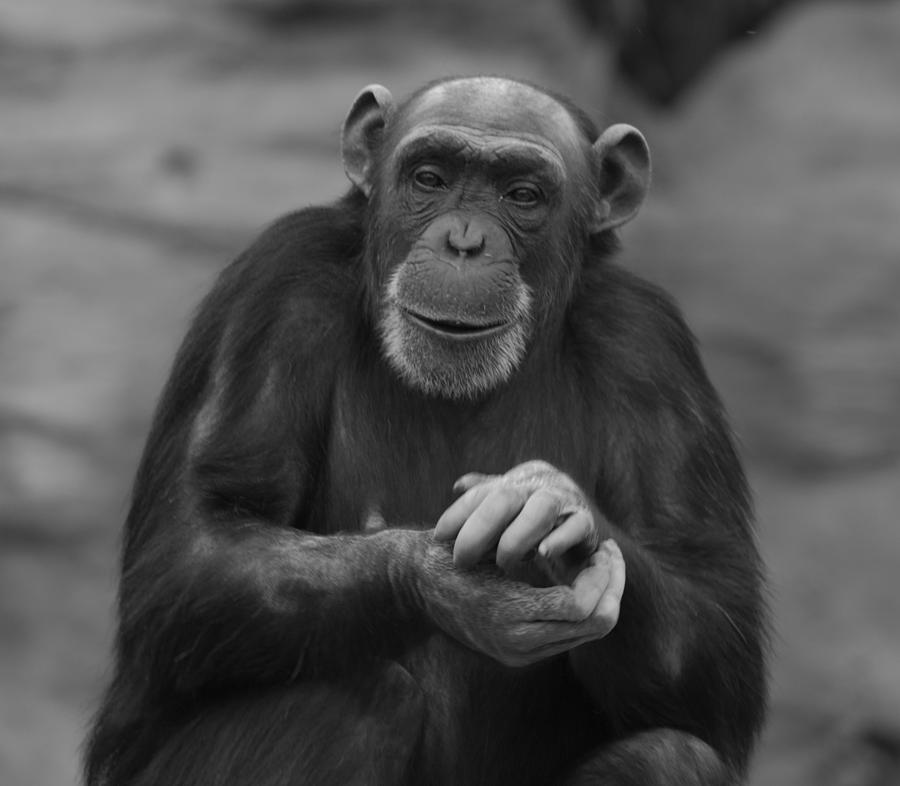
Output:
[570, 261, 711, 398]
[238, 199, 364, 301]
[199, 197, 364, 336]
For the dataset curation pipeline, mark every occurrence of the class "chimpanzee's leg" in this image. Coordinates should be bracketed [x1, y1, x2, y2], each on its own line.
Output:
[561, 729, 734, 786]
[133, 662, 424, 786]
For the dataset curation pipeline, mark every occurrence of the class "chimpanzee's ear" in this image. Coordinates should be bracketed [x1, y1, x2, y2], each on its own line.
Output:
[341, 84, 395, 197]
[588, 124, 651, 233]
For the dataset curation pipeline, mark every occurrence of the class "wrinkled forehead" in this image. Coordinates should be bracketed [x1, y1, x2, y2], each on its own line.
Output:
[399, 78, 586, 158]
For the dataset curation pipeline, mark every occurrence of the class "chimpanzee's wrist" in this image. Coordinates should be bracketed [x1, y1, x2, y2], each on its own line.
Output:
[376, 527, 435, 629]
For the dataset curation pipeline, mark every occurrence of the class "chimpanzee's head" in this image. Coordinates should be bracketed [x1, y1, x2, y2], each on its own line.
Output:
[341, 76, 650, 399]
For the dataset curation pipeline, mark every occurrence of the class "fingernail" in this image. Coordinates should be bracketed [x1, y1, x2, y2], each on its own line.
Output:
[539, 541, 551, 558]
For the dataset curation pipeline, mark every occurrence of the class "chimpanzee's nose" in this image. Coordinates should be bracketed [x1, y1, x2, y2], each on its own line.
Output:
[446, 218, 486, 257]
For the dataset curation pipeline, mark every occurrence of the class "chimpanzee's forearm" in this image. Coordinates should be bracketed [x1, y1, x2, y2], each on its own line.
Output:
[118, 519, 429, 698]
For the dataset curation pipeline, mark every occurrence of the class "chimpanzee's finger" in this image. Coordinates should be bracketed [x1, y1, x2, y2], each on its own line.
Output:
[537, 508, 595, 559]
[452, 472, 494, 495]
[452, 486, 529, 569]
[495, 489, 561, 573]
[590, 539, 626, 625]
[567, 548, 614, 621]
[434, 483, 495, 540]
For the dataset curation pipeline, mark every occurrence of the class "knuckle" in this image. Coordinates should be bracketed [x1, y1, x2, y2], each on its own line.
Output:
[597, 594, 621, 624]
[558, 489, 588, 512]
[505, 460, 557, 486]
[515, 459, 553, 474]
[522, 459, 556, 476]
[488, 485, 516, 507]
[572, 596, 595, 622]
[502, 484, 525, 503]
[531, 486, 562, 511]
[481, 483, 507, 507]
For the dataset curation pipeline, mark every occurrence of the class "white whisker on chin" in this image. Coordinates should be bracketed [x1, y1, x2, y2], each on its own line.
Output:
[378, 305, 528, 399]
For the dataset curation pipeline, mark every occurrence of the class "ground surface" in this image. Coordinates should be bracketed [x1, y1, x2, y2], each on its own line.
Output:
[1, 1, 899, 784]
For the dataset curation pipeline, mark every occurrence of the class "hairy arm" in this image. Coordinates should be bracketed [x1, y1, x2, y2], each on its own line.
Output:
[569, 405, 767, 773]
[114, 211, 433, 697]
[569, 280, 769, 772]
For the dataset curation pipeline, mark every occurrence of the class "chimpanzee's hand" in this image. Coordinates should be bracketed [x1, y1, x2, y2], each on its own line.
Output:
[434, 460, 607, 585]
[416, 536, 625, 667]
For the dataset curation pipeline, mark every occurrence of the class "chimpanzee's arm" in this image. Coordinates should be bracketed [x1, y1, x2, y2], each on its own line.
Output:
[569, 476, 767, 773]
[567, 291, 768, 774]
[115, 213, 431, 696]
[119, 506, 427, 695]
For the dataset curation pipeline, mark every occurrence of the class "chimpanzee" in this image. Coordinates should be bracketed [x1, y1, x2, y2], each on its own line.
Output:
[84, 76, 768, 786]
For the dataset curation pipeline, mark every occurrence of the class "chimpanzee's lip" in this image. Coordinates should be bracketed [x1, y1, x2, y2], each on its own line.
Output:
[402, 309, 509, 340]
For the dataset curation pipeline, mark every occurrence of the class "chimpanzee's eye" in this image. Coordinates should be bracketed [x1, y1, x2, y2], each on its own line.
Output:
[413, 167, 446, 190]
[505, 183, 542, 207]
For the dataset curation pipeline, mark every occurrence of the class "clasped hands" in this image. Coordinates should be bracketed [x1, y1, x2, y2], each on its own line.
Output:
[421, 460, 626, 667]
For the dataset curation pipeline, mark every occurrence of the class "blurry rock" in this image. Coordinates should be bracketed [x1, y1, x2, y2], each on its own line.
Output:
[0, 34, 72, 97]
[0, 0, 178, 50]
[815, 726, 900, 786]
[221, 0, 391, 27]
[619, 1, 900, 477]
[0, 418, 107, 540]
[571, 0, 798, 105]
[755, 707, 900, 786]
[793, 317, 900, 472]
[707, 313, 900, 475]
[159, 145, 200, 178]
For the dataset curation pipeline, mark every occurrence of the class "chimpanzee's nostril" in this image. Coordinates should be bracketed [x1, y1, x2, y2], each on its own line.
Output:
[466, 235, 487, 256]
[447, 221, 486, 256]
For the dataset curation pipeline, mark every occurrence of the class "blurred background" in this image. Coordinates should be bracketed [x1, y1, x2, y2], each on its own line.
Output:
[1, 0, 899, 783]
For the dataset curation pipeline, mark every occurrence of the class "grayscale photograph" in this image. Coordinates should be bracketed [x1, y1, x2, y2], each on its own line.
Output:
[1, 1, 898, 784]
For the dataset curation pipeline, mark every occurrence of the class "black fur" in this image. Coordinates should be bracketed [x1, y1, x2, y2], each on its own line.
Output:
[85, 170, 767, 783]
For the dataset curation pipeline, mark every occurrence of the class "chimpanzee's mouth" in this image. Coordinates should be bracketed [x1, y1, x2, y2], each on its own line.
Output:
[403, 309, 509, 339]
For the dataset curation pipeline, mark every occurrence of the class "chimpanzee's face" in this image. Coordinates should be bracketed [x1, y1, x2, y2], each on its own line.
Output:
[371, 79, 594, 399]
[341, 77, 650, 400]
